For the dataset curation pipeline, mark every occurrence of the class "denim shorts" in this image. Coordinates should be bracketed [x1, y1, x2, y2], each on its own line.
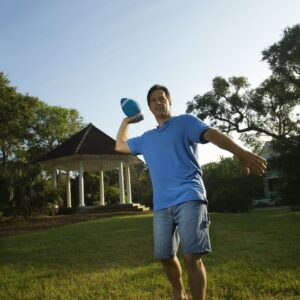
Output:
[153, 200, 211, 259]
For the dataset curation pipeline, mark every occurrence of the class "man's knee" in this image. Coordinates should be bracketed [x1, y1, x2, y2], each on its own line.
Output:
[183, 254, 203, 269]
[159, 256, 177, 266]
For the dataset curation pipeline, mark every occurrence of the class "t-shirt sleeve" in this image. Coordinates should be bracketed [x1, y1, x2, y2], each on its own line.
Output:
[185, 114, 211, 144]
[127, 136, 144, 155]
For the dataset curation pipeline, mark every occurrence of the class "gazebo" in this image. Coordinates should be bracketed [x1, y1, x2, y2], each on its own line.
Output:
[38, 123, 143, 208]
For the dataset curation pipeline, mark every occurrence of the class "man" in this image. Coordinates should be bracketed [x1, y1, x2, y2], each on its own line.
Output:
[115, 84, 267, 300]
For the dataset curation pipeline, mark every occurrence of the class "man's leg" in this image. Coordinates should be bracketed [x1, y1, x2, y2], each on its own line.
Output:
[175, 201, 211, 300]
[154, 208, 187, 299]
[160, 256, 188, 300]
[184, 254, 206, 300]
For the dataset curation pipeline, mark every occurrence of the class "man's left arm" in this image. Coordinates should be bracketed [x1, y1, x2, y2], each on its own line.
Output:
[202, 128, 267, 176]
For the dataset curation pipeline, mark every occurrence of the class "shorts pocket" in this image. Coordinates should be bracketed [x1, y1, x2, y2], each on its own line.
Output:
[200, 220, 210, 229]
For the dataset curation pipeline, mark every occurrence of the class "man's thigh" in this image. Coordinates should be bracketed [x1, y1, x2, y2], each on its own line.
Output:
[153, 208, 179, 259]
[175, 201, 211, 255]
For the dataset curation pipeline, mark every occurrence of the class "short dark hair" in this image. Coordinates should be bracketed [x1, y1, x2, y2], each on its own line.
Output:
[147, 84, 171, 107]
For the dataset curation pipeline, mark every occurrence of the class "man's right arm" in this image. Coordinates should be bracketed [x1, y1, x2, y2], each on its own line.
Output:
[115, 118, 132, 153]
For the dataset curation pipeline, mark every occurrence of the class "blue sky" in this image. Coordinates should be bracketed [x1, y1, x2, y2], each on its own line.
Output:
[1, 0, 299, 164]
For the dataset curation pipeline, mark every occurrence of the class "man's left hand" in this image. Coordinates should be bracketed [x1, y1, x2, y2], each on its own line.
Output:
[236, 150, 267, 176]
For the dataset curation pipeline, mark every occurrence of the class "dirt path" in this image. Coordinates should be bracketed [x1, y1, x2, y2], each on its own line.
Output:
[0, 211, 149, 237]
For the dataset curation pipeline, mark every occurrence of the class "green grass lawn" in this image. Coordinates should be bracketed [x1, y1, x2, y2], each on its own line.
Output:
[0, 209, 299, 299]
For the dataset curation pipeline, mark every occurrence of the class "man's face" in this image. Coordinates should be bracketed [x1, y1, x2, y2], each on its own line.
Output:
[149, 89, 171, 119]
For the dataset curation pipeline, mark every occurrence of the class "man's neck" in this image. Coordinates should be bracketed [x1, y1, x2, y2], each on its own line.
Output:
[156, 115, 172, 127]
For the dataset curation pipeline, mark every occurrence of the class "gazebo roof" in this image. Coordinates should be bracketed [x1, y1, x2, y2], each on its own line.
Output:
[38, 123, 143, 171]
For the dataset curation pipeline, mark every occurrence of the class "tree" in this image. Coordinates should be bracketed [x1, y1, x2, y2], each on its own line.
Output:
[262, 24, 300, 91]
[186, 75, 299, 151]
[186, 24, 300, 209]
[271, 136, 300, 209]
[0, 73, 37, 165]
[0, 72, 84, 216]
[27, 101, 84, 161]
[202, 157, 264, 212]
[186, 24, 300, 150]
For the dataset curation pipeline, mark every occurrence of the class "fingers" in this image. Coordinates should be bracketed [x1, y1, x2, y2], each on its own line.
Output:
[127, 113, 143, 124]
[248, 155, 267, 176]
[240, 151, 267, 176]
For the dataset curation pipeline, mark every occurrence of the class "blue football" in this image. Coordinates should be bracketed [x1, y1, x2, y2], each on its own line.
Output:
[120, 98, 144, 121]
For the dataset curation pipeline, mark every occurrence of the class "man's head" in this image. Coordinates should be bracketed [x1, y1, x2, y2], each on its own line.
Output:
[147, 84, 171, 107]
[147, 84, 172, 120]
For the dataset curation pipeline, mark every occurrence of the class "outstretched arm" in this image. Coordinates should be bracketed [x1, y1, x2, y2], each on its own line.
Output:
[202, 128, 267, 176]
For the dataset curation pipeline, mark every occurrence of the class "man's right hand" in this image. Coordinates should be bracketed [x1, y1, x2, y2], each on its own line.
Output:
[126, 112, 143, 124]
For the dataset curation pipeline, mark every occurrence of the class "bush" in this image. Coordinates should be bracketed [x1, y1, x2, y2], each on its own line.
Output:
[271, 137, 300, 209]
[105, 186, 120, 205]
[203, 157, 264, 212]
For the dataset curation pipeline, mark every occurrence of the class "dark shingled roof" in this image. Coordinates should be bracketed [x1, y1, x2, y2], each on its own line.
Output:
[38, 123, 124, 162]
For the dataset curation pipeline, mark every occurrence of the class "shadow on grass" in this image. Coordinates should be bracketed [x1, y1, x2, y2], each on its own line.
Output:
[1, 210, 299, 300]
[1, 210, 299, 273]
[0, 215, 155, 271]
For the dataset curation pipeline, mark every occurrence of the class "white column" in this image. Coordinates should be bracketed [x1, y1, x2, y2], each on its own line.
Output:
[66, 171, 72, 208]
[125, 166, 132, 204]
[119, 162, 125, 204]
[99, 170, 105, 206]
[78, 161, 85, 207]
[52, 169, 57, 188]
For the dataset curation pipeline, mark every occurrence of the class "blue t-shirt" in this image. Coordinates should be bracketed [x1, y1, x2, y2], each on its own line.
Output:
[127, 114, 210, 211]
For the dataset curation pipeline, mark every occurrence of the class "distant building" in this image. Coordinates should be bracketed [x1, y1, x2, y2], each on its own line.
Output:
[254, 142, 280, 205]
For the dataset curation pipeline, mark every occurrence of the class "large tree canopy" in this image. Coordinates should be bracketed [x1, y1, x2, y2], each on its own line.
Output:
[186, 24, 300, 208]
[0, 72, 84, 216]
[0, 73, 36, 163]
[262, 24, 300, 91]
[0, 72, 84, 164]
[186, 24, 300, 149]
[28, 101, 84, 161]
